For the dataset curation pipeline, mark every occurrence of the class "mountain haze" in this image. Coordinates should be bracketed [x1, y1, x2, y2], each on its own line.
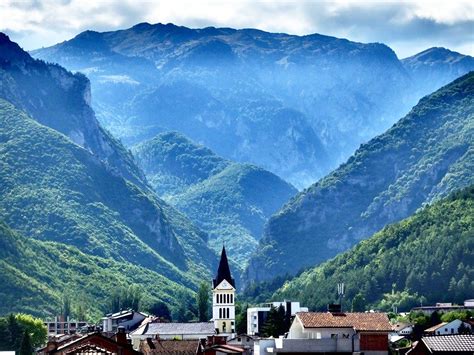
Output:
[246, 72, 474, 283]
[133, 132, 297, 267]
[0, 33, 147, 188]
[30, 23, 431, 187]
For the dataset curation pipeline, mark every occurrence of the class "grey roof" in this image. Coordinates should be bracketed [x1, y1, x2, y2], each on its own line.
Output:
[423, 335, 474, 352]
[135, 322, 215, 336]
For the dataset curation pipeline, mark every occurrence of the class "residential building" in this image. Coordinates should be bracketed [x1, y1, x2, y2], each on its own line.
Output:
[406, 334, 474, 354]
[102, 310, 149, 333]
[39, 326, 140, 355]
[212, 246, 236, 337]
[130, 322, 216, 348]
[424, 319, 472, 336]
[391, 322, 413, 336]
[254, 311, 392, 354]
[247, 301, 308, 336]
[43, 316, 88, 336]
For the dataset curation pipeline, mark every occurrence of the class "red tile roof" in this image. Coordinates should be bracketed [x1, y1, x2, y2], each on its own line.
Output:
[297, 312, 392, 332]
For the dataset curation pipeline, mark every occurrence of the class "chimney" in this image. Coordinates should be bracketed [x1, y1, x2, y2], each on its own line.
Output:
[327, 304, 342, 313]
[115, 326, 127, 346]
[46, 340, 58, 354]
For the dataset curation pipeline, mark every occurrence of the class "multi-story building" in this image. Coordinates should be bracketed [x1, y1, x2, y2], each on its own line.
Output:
[44, 316, 88, 336]
[247, 301, 308, 336]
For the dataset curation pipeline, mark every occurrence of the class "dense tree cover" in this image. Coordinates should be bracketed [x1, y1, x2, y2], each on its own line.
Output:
[196, 282, 211, 322]
[0, 220, 195, 319]
[274, 185, 474, 311]
[247, 72, 474, 283]
[107, 285, 143, 313]
[235, 302, 248, 335]
[0, 100, 219, 317]
[0, 314, 47, 352]
[133, 131, 296, 268]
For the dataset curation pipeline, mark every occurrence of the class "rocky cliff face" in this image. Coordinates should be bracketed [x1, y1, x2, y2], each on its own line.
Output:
[0, 33, 147, 188]
[245, 72, 474, 283]
[32, 23, 419, 188]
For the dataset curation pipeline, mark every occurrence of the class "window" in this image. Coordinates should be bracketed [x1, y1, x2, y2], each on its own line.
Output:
[227, 308, 230, 318]
[219, 308, 222, 318]
[331, 334, 338, 339]
[230, 294, 233, 303]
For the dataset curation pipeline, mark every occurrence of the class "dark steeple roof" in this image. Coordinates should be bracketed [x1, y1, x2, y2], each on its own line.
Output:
[213, 246, 235, 288]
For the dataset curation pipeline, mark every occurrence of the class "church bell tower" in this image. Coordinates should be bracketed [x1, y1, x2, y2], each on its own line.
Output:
[212, 246, 235, 336]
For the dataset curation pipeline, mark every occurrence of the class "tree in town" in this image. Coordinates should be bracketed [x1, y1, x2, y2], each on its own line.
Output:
[351, 293, 367, 312]
[149, 302, 172, 321]
[19, 331, 32, 355]
[196, 282, 210, 322]
[15, 314, 47, 348]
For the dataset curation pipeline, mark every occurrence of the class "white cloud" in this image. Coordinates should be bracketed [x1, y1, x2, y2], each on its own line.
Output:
[1, 0, 473, 57]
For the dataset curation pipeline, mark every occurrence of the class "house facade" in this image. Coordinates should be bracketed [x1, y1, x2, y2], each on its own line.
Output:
[43, 316, 88, 336]
[254, 311, 391, 355]
[424, 319, 472, 336]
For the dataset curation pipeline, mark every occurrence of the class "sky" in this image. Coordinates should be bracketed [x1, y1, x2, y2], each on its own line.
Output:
[1, 0, 473, 58]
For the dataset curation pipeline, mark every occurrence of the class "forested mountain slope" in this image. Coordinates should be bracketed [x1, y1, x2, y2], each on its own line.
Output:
[133, 132, 297, 267]
[0, 32, 146, 188]
[274, 186, 474, 311]
[0, 99, 218, 301]
[0, 220, 193, 318]
[246, 72, 474, 283]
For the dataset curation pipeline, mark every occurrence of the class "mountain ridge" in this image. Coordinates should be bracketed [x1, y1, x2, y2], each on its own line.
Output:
[132, 131, 297, 267]
[245, 71, 474, 283]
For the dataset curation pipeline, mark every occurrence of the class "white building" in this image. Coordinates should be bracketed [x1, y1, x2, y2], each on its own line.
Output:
[247, 301, 308, 335]
[212, 246, 236, 336]
[424, 319, 472, 335]
[101, 310, 148, 333]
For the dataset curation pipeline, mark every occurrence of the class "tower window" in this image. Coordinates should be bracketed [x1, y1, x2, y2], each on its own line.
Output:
[219, 308, 222, 318]
[230, 294, 233, 303]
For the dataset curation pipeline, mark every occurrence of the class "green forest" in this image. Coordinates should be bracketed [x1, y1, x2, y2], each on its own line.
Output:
[274, 186, 474, 311]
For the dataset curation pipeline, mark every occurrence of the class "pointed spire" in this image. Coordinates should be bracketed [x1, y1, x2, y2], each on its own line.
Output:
[213, 246, 235, 288]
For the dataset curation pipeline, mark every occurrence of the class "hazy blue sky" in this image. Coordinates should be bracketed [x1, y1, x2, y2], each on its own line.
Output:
[1, 0, 473, 58]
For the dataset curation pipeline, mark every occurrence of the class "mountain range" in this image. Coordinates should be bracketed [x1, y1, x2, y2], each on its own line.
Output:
[0, 34, 221, 315]
[273, 185, 474, 311]
[246, 71, 474, 283]
[31, 23, 474, 188]
[132, 132, 297, 266]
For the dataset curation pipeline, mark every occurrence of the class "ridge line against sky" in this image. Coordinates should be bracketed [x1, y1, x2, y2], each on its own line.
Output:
[1, 0, 473, 58]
